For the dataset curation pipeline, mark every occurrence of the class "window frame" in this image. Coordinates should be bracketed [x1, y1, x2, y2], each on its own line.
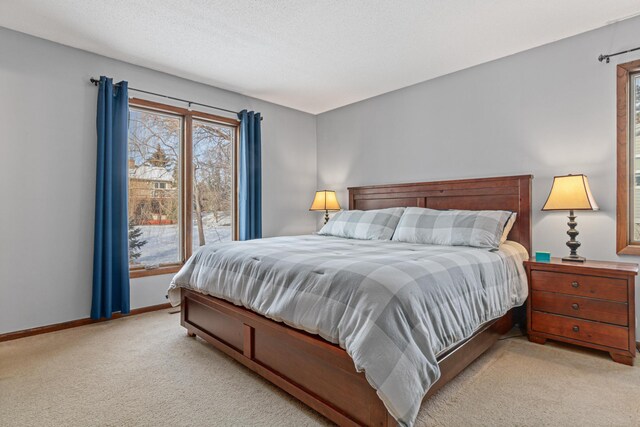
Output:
[128, 98, 239, 278]
[616, 59, 640, 255]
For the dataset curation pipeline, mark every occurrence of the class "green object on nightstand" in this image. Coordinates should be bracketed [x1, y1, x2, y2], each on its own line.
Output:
[535, 251, 551, 262]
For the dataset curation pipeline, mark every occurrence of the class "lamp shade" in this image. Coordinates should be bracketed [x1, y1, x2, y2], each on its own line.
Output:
[310, 190, 341, 211]
[542, 174, 599, 211]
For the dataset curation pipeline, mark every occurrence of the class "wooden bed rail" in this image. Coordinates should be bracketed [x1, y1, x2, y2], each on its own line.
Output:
[182, 288, 514, 426]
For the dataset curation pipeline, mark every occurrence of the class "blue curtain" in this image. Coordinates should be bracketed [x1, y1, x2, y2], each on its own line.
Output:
[238, 110, 262, 240]
[91, 76, 130, 319]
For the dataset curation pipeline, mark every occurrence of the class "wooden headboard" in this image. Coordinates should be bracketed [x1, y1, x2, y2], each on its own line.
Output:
[348, 174, 533, 254]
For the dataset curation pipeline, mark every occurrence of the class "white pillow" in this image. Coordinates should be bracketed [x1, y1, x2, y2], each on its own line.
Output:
[500, 213, 517, 244]
[318, 208, 405, 240]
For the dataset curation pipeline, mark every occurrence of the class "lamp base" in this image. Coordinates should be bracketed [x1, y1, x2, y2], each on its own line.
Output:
[563, 210, 585, 263]
[562, 255, 586, 263]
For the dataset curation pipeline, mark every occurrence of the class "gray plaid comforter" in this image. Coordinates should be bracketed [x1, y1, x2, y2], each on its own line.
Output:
[168, 235, 528, 426]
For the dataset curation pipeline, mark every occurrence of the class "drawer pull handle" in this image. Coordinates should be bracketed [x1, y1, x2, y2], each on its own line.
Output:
[571, 303, 579, 310]
[571, 281, 579, 288]
[572, 325, 580, 332]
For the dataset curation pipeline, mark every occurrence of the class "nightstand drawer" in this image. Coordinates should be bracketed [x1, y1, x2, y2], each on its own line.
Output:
[531, 311, 629, 351]
[531, 291, 628, 326]
[531, 270, 627, 302]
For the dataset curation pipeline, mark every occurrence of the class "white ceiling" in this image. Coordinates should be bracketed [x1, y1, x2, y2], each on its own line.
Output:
[1, 1, 640, 114]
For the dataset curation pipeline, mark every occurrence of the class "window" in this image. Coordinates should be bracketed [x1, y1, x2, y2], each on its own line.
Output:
[616, 60, 640, 254]
[192, 119, 235, 253]
[127, 99, 238, 277]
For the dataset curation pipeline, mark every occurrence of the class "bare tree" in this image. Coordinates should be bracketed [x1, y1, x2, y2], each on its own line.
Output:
[192, 121, 233, 246]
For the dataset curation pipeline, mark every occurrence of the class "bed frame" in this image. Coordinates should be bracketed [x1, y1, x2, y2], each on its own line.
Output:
[180, 174, 532, 426]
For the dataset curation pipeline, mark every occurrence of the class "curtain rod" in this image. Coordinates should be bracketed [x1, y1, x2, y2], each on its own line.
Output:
[598, 46, 640, 63]
[89, 77, 262, 120]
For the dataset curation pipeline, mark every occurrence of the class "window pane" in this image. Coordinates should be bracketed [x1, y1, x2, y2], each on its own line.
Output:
[634, 75, 640, 241]
[192, 119, 234, 251]
[128, 109, 182, 267]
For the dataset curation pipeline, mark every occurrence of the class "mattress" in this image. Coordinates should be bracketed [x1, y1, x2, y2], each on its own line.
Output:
[168, 235, 528, 427]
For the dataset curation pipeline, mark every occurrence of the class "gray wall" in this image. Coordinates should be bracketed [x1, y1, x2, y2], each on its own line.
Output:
[317, 16, 640, 339]
[0, 27, 317, 334]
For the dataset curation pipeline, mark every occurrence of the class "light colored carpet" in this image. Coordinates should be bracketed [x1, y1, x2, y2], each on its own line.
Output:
[1, 309, 638, 426]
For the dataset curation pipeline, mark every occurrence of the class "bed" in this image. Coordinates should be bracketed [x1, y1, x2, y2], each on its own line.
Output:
[169, 175, 532, 427]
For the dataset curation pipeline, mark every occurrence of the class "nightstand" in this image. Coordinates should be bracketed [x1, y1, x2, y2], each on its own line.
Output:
[524, 258, 638, 366]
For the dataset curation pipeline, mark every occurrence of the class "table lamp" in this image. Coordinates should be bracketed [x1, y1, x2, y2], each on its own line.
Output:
[310, 190, 341, 224]
[542, 174, 599, 262]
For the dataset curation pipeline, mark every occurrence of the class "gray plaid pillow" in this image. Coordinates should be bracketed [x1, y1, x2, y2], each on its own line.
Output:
[318, 208, 405, 240]
[392, 207, 514, 249]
